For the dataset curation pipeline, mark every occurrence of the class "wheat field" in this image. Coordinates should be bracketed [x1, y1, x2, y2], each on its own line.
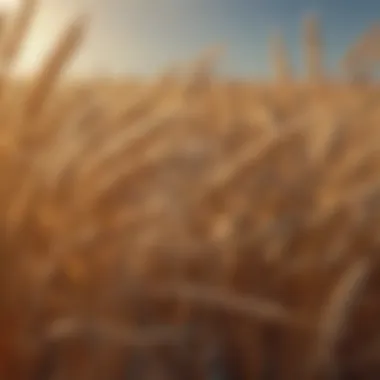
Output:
[1, 1, 380, 379]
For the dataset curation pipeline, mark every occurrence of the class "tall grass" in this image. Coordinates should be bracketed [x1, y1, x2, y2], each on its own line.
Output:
[1, 1, 380, 379]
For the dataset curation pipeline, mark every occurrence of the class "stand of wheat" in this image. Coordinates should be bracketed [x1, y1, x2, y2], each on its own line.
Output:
[0, 1, 380, 379]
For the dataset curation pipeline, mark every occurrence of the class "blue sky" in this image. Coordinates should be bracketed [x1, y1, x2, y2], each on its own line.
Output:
[15, 0, 380, 79]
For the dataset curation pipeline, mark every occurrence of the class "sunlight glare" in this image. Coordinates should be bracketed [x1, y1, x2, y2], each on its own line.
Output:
[0, 0, 19, 11]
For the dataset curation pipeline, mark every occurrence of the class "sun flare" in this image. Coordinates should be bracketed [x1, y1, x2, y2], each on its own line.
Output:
[0, 0, 19, 11]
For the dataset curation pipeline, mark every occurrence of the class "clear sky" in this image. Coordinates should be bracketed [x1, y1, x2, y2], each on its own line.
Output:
[12, 0, 380, 79]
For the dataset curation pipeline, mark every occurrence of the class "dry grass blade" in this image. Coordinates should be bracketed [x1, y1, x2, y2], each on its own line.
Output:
[183, 45, 225, 96]
[147, 283, 307, 327]
[45, 318, 185, 348]
[310, 257, 371, 377]
[271, 31, 293, 84]
[0, 0, 37, 72]
[23, 16, 88, 120]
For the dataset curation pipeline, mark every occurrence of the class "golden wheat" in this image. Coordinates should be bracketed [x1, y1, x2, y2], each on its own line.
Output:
[0, 1, 380, 379]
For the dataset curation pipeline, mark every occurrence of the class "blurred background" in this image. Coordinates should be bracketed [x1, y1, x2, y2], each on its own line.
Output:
[6, 0, 380, 79]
